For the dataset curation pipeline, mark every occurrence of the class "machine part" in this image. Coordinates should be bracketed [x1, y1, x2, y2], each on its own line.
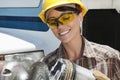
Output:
[1, 61, 29, 80]
[50, 58, 95, 80]
[28, 61, 50, 80]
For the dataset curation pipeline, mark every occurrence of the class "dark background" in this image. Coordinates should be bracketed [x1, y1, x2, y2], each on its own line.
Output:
[83, 9, 120, 51]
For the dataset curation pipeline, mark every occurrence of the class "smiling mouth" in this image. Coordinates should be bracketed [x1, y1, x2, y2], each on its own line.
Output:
[59, 29, 71, 36]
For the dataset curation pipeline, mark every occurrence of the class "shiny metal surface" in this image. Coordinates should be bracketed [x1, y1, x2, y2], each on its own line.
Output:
[50, 58, 95, 80]
[0, 50, 45, 80]
[29, 62, 50, 80]
[1, 61, 29, 80]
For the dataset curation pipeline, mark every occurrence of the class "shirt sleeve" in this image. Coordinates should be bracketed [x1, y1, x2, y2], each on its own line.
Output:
[95, 58, 120, 80]
[109, 58, 120, 80]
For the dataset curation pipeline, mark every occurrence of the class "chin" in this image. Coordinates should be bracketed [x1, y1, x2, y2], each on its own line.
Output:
[61, 39, 71, 44]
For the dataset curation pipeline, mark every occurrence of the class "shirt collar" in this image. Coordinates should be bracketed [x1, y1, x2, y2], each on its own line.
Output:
[82, 37, 96, 58]
[57, 36, 86, 59]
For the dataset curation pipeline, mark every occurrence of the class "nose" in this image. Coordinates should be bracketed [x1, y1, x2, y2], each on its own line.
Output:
[56, 21, 64, 29]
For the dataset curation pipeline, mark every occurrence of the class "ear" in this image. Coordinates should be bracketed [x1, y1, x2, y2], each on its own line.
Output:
[78, 12, 83, 22]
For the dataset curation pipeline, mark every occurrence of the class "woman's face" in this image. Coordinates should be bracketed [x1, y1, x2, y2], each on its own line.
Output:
[47, 9, 83, 43]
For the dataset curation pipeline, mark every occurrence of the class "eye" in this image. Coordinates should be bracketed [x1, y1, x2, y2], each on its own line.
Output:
[49, 22, 57, 26]
[61, 14, 70, 21]
[49, 21, 56, 25]
[59, 13, 74, 24]
[59, 13, 74, 21]
[47, 19, 57, 25]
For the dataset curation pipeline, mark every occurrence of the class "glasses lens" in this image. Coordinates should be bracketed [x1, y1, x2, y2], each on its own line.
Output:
[59, 13, 74, 25]
[47, 12, 74, 29]
[47, 19, 57, 29]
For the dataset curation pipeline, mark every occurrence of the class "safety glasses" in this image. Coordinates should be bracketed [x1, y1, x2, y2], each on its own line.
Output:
[47, 12, 75, 29]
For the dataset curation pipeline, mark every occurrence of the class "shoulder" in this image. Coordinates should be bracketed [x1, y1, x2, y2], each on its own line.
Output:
[84, 38, 120, 60]
[92, 41, 119, 58]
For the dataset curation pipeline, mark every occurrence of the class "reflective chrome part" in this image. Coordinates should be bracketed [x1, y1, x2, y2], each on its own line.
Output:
[1, 62, 29, 80]
[29, 61, 50, 80]
[3, 50, 44, 71]
[0, 50, 45, 80]
[50, 58, 96, 80]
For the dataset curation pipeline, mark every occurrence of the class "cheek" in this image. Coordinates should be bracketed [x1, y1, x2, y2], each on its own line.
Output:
[69, 16, 81, 34]
[70, 17, 81, 29]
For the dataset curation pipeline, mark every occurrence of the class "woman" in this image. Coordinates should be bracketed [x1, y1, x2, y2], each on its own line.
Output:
[39, 0, 120, 80]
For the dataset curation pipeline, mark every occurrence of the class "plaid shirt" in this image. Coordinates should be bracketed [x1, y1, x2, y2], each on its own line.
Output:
[43, 37, 120, 80]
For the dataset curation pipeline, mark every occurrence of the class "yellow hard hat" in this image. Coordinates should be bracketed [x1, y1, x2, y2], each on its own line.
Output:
[38, 0, 87, 23]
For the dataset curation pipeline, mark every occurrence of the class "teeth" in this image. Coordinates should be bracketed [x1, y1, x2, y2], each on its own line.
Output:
[60, 30, 69, 36]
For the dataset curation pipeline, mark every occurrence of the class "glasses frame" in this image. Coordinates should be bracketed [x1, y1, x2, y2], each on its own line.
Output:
[46, 12, 75, 29]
